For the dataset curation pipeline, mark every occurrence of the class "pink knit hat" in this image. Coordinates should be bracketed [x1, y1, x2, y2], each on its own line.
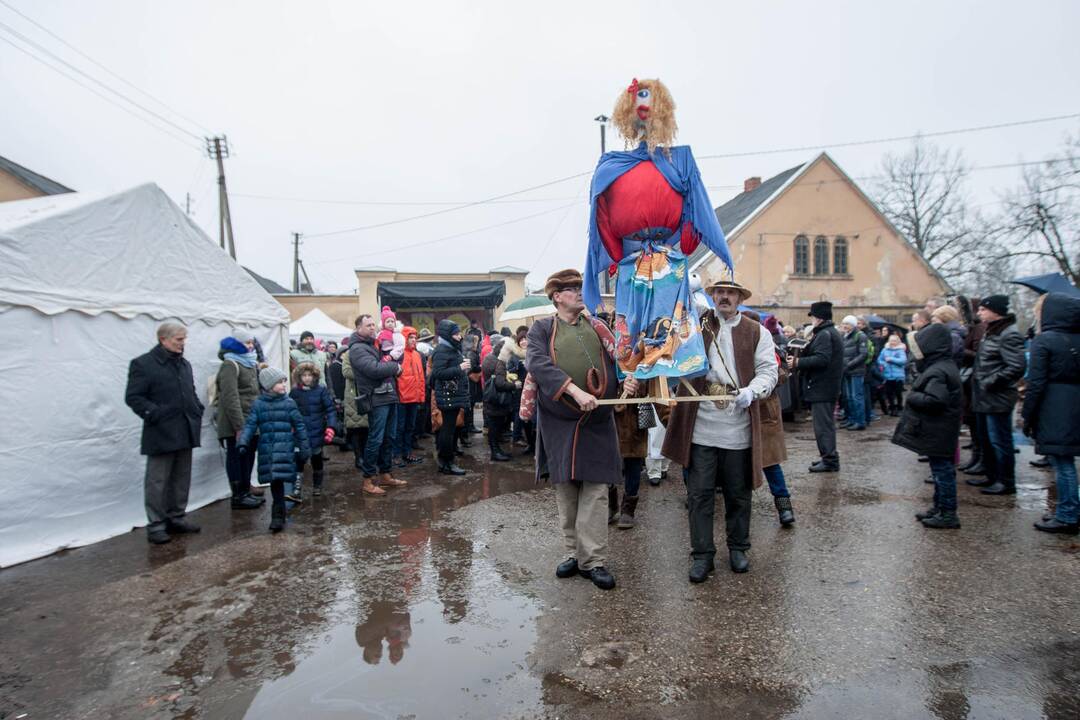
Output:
[377, 329, 395, 350]
[381, 306, 396, 323]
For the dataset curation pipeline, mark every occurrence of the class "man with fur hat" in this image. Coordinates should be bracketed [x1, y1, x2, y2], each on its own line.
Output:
[526, 269, 640, 590]
[788, 301, 845, 472]
[662, 279, 777, 581]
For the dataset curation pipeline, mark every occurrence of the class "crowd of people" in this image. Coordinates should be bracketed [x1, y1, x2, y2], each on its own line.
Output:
[123, 278, 1080, 580]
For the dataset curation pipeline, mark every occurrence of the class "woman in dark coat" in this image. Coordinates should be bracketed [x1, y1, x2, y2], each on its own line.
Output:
[892, 323, 963, 529]
[481, 337, 517, 462]
[1022, 293, 1080, 535]
[430, 320, 471, 475]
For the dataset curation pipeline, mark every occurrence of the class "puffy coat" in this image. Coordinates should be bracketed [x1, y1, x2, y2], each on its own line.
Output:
[431, 321, 471, 410]
[125, 344, 204, 455]
[481, 341, 517, 417]
[290, 346, 327, 384]
[238, 391, 311, 485]
[798, 321, 845, 403]
[878, 346, 908, 382]
[347, 332, 400, 407]
[972, 315, 1026, 414]
[215, 352, 259, 439]
[842, 328, 868, 376]
[397, 327, 426, 404]
[944, 321, 967, 364]
[1021, 293, 1080, 456]
[340, 346, 368, 430]
[891, 324, 962, 458]
[289, 363, 337, 449]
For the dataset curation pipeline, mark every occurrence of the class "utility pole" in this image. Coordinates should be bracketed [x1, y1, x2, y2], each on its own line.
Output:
[206, 136, 236, 259]
[292, 232, 302, 293]
[595, 114, 611, 295]
[185, 192, 193, 216]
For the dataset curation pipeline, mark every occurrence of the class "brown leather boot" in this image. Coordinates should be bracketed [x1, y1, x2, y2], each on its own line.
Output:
[617, 495, 639, 529]
[362, 477, 386, 495]
[380, 472, 407, 487]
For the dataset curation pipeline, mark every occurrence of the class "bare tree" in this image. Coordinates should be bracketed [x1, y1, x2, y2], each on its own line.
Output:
[874, 138, 983, 285]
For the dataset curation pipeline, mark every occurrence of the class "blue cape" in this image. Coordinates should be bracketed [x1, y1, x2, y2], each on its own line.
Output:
[583, 143, 732, 313]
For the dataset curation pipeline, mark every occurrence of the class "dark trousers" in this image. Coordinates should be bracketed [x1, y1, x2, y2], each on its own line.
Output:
[224, 436, 256, 498]
[437, 407, 462, 463]
[394, 403, 420, 459]
[362, 404, 397, 477]
[929, 457, 958, 514]
[810, 401, 839, 465]
[487, 413, 510, 451]
[883, 380, 904, 411]
[295, 449, 325, 484]
[144, 449, 193, 532]
[976, 411, 1015, 486]
[623, 457, 644, 497]
[687, 444, 753, 557]
[348, 427, 369, 469]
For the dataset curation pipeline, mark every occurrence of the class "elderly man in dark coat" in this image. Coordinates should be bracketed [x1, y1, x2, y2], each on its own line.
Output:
[789, 302, 845, 472]
[526, 269, 639, 590]
[124, 322, 205, 544]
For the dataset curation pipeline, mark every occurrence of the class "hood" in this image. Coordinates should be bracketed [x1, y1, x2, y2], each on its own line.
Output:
[912, 323, 952, 365]
[437, 319, 461, 344]
[498, 338, 526, 364]
[1040, 292, 1080, 333]
[291, 362, 322, 386]
[402, 326, 418, 340]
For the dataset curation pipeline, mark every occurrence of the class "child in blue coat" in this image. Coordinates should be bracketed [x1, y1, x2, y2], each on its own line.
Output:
[239, 367, 311, 533]
[289, 362, 337, 501]
[877, 334, 908, 416]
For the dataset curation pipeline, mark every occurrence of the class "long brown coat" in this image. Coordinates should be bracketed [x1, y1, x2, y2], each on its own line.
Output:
[661, 312, 769, 489]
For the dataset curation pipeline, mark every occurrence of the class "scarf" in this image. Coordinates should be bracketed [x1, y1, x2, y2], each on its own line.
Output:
[225, 350, 257, 368]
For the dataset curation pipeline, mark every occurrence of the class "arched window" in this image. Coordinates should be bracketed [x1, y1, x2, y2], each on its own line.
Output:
[833, 236, 848, 275]
[793, 235, 809, 275]
[813, 235, 829, 275]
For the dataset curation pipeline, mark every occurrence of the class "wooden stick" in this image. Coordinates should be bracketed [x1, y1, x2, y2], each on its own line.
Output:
[593, 394, 733, 406]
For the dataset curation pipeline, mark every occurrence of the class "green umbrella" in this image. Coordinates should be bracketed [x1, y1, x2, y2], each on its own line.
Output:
[499, 294, 555, 322]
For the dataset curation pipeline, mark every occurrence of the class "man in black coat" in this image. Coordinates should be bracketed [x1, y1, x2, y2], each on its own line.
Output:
[124, 322, 205, 544]
[789, 302, 845, 472]
[968, 295, 1026, 495]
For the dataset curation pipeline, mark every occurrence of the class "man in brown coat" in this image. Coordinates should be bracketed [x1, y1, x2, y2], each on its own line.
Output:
[662, 279, 778, 581]
[526, 269, 639, 590]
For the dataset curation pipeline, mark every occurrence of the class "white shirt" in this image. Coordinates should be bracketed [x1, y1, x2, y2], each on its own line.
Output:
[691, 313, 779, 450]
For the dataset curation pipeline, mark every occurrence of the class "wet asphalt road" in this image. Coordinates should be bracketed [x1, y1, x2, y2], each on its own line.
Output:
[1, 414, 1078, 719]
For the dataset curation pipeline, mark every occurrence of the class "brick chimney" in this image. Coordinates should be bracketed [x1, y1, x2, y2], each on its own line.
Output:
[744, 176, 762, 193]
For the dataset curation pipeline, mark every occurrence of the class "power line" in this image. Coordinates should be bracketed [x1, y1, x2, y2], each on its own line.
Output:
[0, 18, 204, 142]
[0, 0, 213, 137]
[0, 34, 202, 151]
[231, 192, 582, 206]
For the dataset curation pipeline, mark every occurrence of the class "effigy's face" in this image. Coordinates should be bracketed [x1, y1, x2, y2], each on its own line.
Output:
[634, 87, 652, 125]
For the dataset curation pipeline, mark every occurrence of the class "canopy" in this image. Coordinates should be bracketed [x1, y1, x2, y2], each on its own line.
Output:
[1010, 272, 1080, 298]
[0, 184, 290, 567]
[498, 295, 554, 322]
[289, 307, 352, 340]
[378, 281, 505, 309]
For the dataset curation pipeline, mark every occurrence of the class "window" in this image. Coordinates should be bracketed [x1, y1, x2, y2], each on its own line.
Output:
[833, 236, 848, 275]
[813, 235, 829, 275]
[794, 235, 809, 274]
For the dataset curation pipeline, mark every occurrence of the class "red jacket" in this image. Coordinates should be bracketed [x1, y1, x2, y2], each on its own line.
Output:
[397, 327, 426, 404]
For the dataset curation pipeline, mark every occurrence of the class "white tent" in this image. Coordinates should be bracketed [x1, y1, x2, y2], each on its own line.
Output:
[0, 183, 291, 567]
[289, 307, 352, 341]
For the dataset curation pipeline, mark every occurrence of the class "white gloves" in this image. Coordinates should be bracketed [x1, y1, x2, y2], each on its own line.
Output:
[734, 387, 755, 409]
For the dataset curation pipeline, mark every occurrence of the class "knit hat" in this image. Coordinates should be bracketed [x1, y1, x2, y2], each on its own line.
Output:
[841, 314, 859, 327]
[544, 268, 583, 299]
[299, 330, 314, 342]
[381, 306, 397, 323]
[259, 366, 288, 390]
[220, 337, 247, 355]
[231, 328, 254, 343]
[979, 294, 1009, 316]
[808, 301, 833, 320]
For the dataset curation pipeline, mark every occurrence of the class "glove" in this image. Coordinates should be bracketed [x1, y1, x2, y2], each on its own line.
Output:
[324, 428, 335, 444]
[734, 387, 755, 409]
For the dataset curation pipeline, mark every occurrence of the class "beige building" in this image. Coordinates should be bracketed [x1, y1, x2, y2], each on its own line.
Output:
[274, 266, 529, 337]
[0, 155, 73, 203]
[692, 152, 950, 326]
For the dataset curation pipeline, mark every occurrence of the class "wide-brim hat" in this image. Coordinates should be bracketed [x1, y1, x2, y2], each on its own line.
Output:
[703, 278, 752, 302]
[545, 268, 584, 299]
[416, 329, 435, 343]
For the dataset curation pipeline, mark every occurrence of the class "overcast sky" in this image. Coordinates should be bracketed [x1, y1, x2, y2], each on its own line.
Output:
[2, 0, 1078, 294]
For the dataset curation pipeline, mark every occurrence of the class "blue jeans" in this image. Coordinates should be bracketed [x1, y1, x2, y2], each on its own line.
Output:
[362, 403, 397, 477]
[1049, 454, 1078, 523]
[843, 375, 866, 428]
[978, 411, 1015, 486]
[764, 464, 790, 498]
[929, 457, 957, 514]
[394, 403, 419, 459]
[864, 376, 876, 421]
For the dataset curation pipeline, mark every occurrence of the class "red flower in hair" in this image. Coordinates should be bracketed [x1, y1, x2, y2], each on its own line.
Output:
[626, 78, 639, 95]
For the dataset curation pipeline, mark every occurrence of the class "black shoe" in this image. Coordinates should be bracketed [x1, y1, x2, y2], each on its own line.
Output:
[1034, 518, 1080, 535]
[962, 462, 986, 476]
[729, 549, 750, 573]
[269, 502, 286, 533]
[147, 529, 171, 545]
[438, 463, 466, 476]
[166, 518, 201, 534]
[688, 557, 715, 583]
[838, 422, 851, 429]
[579, 566, 616, 590]
[403, 455, 424, 465]
[809, 461, 839, 473]
[774, 496, 795, 527]
[555, 557, 579, 578]
[490, 450, 511, 462]
[846, 424, 866, 431]
[1030, 457, 1051, 468]
[915, 506, 939, 521]
[922, 513, 961, 529]
[231, 494, 263, 509]
[980, 482, 1016, 495]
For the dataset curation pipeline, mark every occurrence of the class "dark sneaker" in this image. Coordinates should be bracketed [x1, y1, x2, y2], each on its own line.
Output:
[915, 506, 939, 521]
[688, 557, 715, 583]
[1034, 518, 1080, 535]
[231, 494, 263, 509]
[147, 529, 171, 544]
[980, 482, 1016, 496]
[556, 557, 579, 578]
[922, 514, 961, 529]
[729, 549, 750, 573]
[166, 518, 200, 534]
[579, 566, 616, 590]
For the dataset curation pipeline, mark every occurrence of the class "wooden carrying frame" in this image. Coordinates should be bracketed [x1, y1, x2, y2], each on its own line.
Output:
[593, 377, 734, 406]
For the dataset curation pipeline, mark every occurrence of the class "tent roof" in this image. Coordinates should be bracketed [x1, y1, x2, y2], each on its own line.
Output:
[0, 184, 289, 327]
[289, 308, 352, 338]
[378, 280, 505, 309]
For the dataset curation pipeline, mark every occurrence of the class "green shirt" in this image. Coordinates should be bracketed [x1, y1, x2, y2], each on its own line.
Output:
[554, 315, 603, 392]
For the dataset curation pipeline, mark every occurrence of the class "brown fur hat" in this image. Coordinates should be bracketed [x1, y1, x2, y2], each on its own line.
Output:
[544, 269, 583, 300]
[291, 361, 322, 386]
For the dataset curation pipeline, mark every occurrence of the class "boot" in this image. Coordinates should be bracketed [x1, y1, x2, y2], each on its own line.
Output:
[285, 474, 302, 504]
[269, 501, 286, 533]
[607, 485, 619, 525]
[958, 445, 982, 472]
[312, 470, 323, 498]
[1034, 518, 1080, 535]
[921, 512, 960, 529]
[962, 461, 986, 476]
[617, 495, 639, 529]
[379, 472, 407, 488]
[362, 476, 386, 495]
[774, 496, 795, 527]
[489, 439, 511, 462]
[915, 505, 939, 521]
[438, 462, 466, 476]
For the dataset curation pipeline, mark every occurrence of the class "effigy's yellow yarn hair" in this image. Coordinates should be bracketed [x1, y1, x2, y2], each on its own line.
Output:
[612, 78, 678, 157]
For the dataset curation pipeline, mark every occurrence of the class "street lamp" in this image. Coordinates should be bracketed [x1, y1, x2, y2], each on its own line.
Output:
[594, 114, 610, 154]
